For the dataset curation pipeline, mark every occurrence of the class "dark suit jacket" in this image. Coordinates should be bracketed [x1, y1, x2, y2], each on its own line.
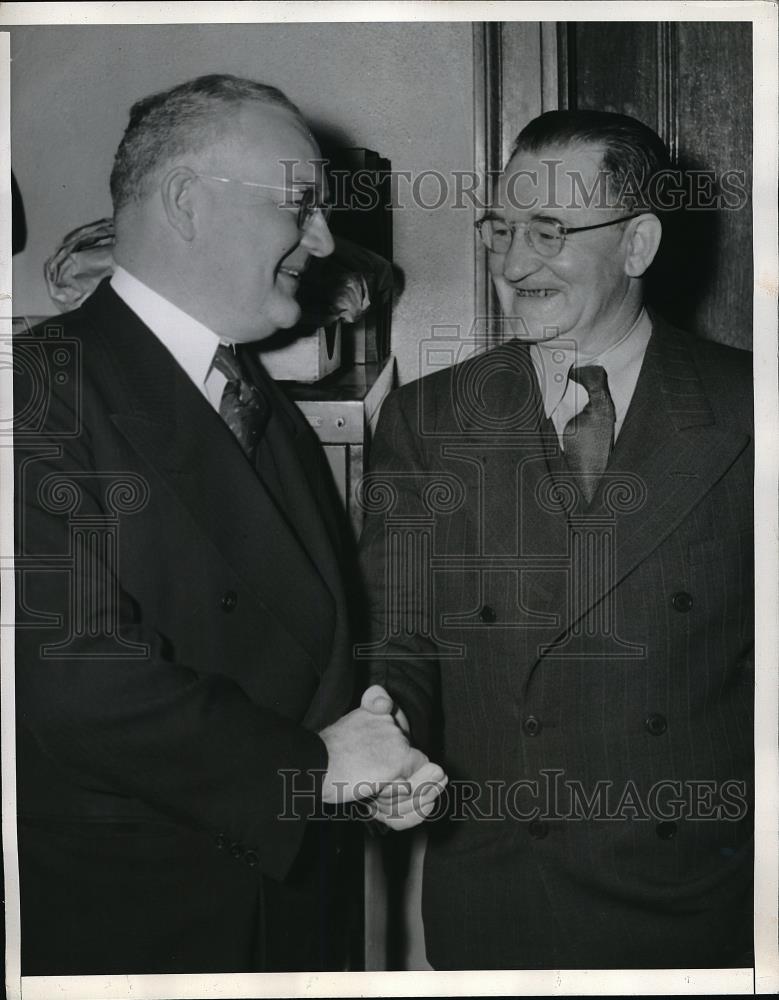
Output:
[359, 319, 754, 969]
[14, 280, 356, 974]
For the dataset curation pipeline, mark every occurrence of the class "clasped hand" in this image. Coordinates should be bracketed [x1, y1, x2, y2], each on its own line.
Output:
[318, 685, 447, 830]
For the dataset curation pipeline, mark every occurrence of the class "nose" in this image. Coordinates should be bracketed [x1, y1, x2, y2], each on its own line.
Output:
[301, 209, 335, 258]
[501, 225, 542, 281]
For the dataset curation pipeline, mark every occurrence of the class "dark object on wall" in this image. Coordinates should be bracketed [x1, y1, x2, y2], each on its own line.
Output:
[258, 235, 393, 381]
[324, 148, 394, 366]
[12, 171, 27, 255]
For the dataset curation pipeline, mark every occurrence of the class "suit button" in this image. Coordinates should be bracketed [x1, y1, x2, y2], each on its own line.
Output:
[671, 591, 693, 612]
[229, 842, 244, 860]
[645, 713, 667, 736]
[214, 833, 228, 850]
[479, 604, 497, 623]
[523, 715, 543, 736]
[655, 821, 678, 840]
[220, 590, 238, 612]
[528, 820, 549, 839]
[244, 849, 259, 868]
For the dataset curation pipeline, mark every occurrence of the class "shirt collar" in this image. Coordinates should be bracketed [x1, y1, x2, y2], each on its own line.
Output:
[110, 265, 224, 395]
[530, 309, 653, 424]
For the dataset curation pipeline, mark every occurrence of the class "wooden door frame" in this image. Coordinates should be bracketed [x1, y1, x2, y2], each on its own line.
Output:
[472, 21, 559, 350]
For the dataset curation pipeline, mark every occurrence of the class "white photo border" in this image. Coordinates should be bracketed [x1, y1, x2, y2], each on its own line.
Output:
[1, 3, 776, 998]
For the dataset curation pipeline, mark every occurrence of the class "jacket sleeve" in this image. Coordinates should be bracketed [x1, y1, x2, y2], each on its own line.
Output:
[357, 388, 442, 758]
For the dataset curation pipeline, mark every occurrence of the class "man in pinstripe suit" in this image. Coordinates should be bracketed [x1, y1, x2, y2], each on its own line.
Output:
[359, 110, 753, 968]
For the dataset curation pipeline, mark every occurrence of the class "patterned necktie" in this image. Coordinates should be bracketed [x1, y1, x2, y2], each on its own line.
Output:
[212, 344, 271, 460]
[562, 364, 616, 504]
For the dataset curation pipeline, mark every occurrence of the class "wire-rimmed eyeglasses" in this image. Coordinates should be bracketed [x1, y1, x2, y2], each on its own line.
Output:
[474, 213, 640, 258]
[197, 174, 333, 232]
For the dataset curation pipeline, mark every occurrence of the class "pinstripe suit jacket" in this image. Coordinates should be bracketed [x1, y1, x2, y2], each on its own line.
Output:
[359, 318, 754, 969]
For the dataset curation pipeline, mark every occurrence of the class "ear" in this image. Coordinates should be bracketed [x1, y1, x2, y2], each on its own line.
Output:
[623, 213, 662, 278]
[160, 166, 199, 242]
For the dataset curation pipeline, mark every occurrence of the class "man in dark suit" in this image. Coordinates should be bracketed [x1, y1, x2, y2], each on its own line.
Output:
[13, 73, 439, 975]
[359, 110, 753, 968]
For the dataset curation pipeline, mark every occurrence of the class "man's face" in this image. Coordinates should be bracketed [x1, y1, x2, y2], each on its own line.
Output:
[190, 102, 334, 342]
[489, 143, 639, 352]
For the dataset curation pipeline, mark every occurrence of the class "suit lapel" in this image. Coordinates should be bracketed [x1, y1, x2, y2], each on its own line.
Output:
[240, 349, 355, 729]
[241, 348, 347, 609]
[446, 341, 569, 629]
[532, 322, 751, 661]
[84, 282, 336, 672]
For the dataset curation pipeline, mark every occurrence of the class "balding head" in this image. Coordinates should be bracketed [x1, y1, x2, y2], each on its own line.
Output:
[110, 74, 310, 216]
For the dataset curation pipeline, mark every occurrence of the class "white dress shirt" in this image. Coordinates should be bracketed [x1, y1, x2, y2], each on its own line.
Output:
[530, 309, 653, 446]
[110, 265, 228, 410]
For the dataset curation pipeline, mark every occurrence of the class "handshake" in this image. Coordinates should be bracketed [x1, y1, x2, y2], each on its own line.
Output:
[318, 685, 448, 830]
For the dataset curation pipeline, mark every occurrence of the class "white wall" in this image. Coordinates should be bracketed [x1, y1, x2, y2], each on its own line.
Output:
[10, 22, 476, 384]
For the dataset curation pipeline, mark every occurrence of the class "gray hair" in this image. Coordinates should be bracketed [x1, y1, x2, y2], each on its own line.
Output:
[110, 74, 306, 212]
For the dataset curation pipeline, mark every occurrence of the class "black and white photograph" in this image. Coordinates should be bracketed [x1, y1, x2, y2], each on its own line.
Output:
[1, 3, 777, 998]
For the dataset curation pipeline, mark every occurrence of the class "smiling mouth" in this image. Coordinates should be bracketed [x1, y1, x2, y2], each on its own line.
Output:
[278, 266, 302, 279]
[515, 288, 557, 297]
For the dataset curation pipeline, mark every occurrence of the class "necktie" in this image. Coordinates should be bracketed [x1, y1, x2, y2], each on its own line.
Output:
[562, 365, 616, 504]
[212, 344, 271, 460]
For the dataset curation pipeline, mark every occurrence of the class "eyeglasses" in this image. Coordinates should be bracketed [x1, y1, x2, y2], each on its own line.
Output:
[197, 174, 333, 232]
[474, 213, 640, 258]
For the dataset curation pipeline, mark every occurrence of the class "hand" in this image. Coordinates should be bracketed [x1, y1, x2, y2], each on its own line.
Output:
[369, 759, 448, 831]
[359, 684, 448, 829]
[360, 683, 411, 737]
[318, 700, 426, 805]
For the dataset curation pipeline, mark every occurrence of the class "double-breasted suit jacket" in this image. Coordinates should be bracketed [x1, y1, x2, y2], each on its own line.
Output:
[14, 280, 356, 974]
[359, 318, 753, 969]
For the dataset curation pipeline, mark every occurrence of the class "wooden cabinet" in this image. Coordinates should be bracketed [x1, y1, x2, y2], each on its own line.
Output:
[282, 358, 395, 538]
